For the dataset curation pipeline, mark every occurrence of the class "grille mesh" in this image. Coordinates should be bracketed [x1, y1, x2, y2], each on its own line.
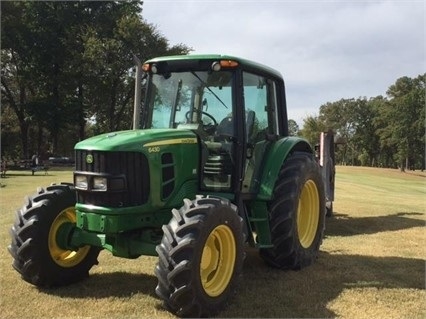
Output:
[75, 150, 150, 207]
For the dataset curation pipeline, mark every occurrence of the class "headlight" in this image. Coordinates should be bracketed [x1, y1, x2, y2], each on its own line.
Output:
[93, 177, 107, 191]
[75, 175, 88, 190]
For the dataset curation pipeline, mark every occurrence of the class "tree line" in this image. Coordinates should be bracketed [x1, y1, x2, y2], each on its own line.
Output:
[298, 74, 425, 171]
[1, 1, 424, 171]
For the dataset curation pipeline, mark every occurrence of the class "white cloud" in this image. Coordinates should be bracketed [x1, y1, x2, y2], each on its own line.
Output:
[143, 0, 425, 124]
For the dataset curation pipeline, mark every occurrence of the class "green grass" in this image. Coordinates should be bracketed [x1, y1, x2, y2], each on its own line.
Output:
[0, 166, 425, 318]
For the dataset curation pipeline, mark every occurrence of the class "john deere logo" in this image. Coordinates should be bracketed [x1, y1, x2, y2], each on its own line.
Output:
[86, 154, 93, 164]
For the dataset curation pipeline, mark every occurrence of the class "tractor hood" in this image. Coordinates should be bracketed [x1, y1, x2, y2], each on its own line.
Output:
[74, 129, 198, 152]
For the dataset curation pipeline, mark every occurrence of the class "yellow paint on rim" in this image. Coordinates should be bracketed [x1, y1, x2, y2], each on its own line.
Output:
[200, 224, 236, 297]
[144, 138, 197, 147]
[48, 207, 91, 267]
[297, 179, 320, 248]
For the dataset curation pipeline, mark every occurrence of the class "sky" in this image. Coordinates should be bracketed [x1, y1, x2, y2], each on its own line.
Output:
[142, 0, 425, 126]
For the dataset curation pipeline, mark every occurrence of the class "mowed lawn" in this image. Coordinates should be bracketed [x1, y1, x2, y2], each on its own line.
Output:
[0, 166, 424, 318]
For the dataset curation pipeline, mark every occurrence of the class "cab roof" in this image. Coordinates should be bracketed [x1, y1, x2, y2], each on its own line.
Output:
[144, 54, 283, 80]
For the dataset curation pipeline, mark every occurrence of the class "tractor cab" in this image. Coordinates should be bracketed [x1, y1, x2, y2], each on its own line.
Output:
[141, 55, 288, 195]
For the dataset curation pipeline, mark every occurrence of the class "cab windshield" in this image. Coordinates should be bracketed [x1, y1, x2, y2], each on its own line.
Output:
[145, 71, 234, 134]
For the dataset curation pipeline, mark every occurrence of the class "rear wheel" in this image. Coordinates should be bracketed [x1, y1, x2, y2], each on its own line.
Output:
[8, 183, 101, 287]
[260, 152, 325, 269]
[155, 196, 245, 317]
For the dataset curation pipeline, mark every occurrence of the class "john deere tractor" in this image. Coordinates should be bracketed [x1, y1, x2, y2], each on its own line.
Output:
[9, 54, 335, 317]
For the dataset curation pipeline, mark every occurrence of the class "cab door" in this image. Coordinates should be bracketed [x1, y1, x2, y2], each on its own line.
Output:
[241, 71, 281, 194]
[197, 71, 237, 192]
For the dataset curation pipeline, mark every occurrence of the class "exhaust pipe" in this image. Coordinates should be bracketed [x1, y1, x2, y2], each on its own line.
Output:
[133, 54, 142, 130]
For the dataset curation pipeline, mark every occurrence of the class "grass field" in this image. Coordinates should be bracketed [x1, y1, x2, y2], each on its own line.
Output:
[0, 166, 425, 318]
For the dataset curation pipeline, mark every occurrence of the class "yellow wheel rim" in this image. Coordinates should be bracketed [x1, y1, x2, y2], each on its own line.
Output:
[48, 207, 90, 267]
[200, 225, 236, 297]
[297, 179, 320, 248]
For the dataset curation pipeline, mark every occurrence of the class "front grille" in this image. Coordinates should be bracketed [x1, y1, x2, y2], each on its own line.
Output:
[75, 150, 150, 207]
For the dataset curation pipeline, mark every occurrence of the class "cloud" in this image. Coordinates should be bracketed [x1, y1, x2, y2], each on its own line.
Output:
[143, 1, 425, 124]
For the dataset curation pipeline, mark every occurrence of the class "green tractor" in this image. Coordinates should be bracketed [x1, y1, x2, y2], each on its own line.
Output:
[9, 54, 335, 317]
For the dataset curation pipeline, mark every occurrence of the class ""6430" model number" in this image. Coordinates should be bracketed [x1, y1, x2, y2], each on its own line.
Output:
[148, 146, 161, 153]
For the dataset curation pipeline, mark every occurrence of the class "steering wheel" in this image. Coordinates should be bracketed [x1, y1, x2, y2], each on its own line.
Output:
[185, 111, 218, 134]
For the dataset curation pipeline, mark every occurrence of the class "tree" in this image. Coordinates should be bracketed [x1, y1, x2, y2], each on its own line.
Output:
[377, 74, 425, 171]
[350, 97, 382, 167]
[1, 1, 34, 159]
[1, 1, 191, 159]
[82, 10, 190, 133]
[288, 119, 299, 136]
[299, 115, 326, 148]
[317, 98, 362, 165]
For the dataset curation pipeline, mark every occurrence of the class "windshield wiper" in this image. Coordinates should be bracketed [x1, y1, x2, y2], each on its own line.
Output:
[190, 71, 228, 109]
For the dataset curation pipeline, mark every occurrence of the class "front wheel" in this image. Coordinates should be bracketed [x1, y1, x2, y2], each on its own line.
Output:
[155, 196, 245, 317]
[260, 152, 326, 270]
[8, 183, 101, 287]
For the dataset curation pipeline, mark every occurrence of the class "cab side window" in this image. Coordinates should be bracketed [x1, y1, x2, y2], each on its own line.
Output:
[242, 72, 278, 142]
[242, 72, 280, 193]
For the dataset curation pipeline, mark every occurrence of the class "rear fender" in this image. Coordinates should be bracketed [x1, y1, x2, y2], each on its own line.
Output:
[257, 137, 313, 200]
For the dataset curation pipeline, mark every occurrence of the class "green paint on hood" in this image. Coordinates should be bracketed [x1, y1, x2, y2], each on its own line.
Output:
[74, 129, 197, 152]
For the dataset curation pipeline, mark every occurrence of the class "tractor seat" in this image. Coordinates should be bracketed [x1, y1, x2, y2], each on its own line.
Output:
[215, 116, 234, 139]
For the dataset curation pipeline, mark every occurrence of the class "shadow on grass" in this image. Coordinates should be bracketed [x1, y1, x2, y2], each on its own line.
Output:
[36, 212, 425, 317]
[36, 249, 425, 318]
[39, 271, 158, 299]
[221, 249, 425, 318]
[325, 211, 425, 237]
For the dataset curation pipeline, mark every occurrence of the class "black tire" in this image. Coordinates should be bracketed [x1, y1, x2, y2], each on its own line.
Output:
[155, 196, 245, 317]
[260, 152, 325, 270]
[8, 183, 101, 287]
